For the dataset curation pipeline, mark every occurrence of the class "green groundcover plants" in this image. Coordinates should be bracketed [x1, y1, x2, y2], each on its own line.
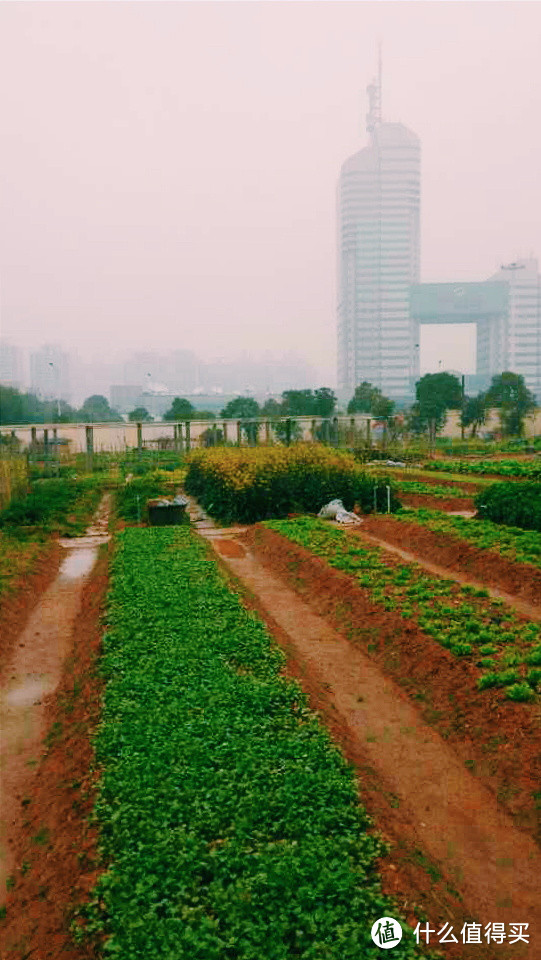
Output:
[0, 476, 106, 538]
[114, 472, 179, 522]
[423, 459, 541, 479]
[393, 508, 541, 570]
[266, 518, 540, 701]
[76, 527, 424, 959]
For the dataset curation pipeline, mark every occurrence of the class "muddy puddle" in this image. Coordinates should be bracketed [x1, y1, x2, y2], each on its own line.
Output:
[0, 496, 110, 898]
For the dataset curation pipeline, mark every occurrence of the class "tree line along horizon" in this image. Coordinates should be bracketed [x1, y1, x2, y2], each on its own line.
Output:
[0, 371, 537, 438]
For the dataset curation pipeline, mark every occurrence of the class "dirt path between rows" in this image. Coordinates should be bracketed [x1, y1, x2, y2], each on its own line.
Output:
[359, 515, 541, 611]
[0, 496, 110, 903]
[194, 520, 541, 960]
[357, 529, 541, 623]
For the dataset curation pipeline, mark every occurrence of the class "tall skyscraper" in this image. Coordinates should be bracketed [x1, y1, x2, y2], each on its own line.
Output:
[337, 68, 421, 403]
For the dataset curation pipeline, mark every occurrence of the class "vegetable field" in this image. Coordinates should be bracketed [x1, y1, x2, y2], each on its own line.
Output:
[393, 508, 541, 569]
[266, 518, 541, 702]
[78, 527, 422, 959]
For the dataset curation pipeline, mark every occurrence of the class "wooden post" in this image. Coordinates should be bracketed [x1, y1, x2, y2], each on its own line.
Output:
[31, 426, 37, 446]
[265, 420, 270, 444]
[43, 428, 49, 449]
[236, 420, 242, 446]
[285, 418, 292, 446]
[323, 419, 330, 444]
[85, 425, 94, 473]
[311, 419, 317, 442]
[137, 422, 143, 459]
[184, 421, 191, 452]
[365, 418, 371, 448]
[332, 416, 339, 446]
[349, 417, 355, 446]
[222, 421, 228, 443]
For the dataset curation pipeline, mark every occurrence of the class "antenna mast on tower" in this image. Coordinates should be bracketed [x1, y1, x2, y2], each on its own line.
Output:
[366, 43, 382, 135]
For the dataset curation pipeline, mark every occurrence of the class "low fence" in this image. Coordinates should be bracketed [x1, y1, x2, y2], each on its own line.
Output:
[0, 415, 375, 457]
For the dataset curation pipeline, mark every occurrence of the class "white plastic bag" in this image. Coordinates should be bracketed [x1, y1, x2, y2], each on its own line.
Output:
[317, 499, 363, 524]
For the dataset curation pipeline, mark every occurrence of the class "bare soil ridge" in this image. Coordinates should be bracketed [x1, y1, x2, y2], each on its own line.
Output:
[197, 524, 540, 958]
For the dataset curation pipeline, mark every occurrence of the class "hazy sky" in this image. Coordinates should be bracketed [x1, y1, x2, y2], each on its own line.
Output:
[1, 2, 540, 384]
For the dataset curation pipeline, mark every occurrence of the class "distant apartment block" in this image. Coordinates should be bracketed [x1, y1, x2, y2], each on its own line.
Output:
[411, 259, 541, 402]
[30, 344, 71, 401]
[0, 339, 24, 390]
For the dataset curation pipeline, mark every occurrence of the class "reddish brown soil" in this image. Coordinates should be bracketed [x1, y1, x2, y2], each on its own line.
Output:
[0, 542, 62, 677]
[243, 526, 541, 842]
[211, 528, 540, 959]
[0, 548, 108, 960]
[399, 493, 475, 511]
[360, 515, 541, 608]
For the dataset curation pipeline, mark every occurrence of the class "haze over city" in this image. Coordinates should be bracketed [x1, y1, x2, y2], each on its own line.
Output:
[1, 1, 540, 403]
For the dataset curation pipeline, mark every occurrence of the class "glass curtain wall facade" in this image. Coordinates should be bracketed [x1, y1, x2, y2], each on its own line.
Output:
[337, 122, 420, 404]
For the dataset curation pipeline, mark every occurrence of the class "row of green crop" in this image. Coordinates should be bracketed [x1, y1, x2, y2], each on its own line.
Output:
[423, 458, 541, 479]
[394, 480, 473, 499]
[393, 508, 541, 570]
[266, 518, 541, 701]
[474, 481, 541, 532]
[184, 446, 400, 524]
[76, 527, 423, 959]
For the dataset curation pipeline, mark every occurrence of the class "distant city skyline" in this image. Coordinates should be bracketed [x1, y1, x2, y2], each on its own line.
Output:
[0, 4, 540, 389]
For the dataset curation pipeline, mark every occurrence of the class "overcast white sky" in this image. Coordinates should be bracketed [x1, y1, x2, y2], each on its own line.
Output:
[1, 1, 540, 384]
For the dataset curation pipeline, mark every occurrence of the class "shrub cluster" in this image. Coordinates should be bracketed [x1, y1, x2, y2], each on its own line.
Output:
[475, 481, 541, 532]
[184, 445, 400, 523]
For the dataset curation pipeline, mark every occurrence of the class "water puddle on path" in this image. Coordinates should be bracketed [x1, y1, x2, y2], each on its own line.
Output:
[0, 495, 110, 898]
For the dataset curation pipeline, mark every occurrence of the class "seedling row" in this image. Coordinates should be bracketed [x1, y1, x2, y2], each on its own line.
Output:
[392, 508, 541, 570]
[77, 526, 423, 959]
[265, 518, 541, 702]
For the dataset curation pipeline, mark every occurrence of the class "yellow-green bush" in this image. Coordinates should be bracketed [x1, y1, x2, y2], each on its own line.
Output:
[185, 445, 400, 523]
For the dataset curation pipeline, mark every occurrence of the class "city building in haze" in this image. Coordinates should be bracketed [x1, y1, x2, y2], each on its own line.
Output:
[337, 62, 421, 404]
[30, 343, 71, 402]
[0, 339, 24, 391]
[411, 259, 541, 402]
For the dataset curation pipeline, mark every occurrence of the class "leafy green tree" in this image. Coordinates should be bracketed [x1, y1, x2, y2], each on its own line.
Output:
[221, 397, 260, 443]
[164, 397, 195, 421]
[128, 407, 153, 422]
[415, 372, 462, 440]
[313, 387, 337, 417]
[460, 394, 488, 438]
[484, 372, 536, 436]
[220, 397, 260, 419]
[371, 394, 395, 420]
[261, 398, 283, 417]
[347, 382, 377, 414]
[347, 382, 394, 420]
[280, 390, 315, 417]
[77, 395, 122, 422]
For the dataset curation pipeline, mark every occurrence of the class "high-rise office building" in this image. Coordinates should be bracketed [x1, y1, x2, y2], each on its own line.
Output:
[337, 70, 420, 403]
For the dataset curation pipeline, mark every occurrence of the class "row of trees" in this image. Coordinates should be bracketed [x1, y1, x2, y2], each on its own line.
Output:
[0, 387, 125, 425]
[1, 373, 537, 437]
